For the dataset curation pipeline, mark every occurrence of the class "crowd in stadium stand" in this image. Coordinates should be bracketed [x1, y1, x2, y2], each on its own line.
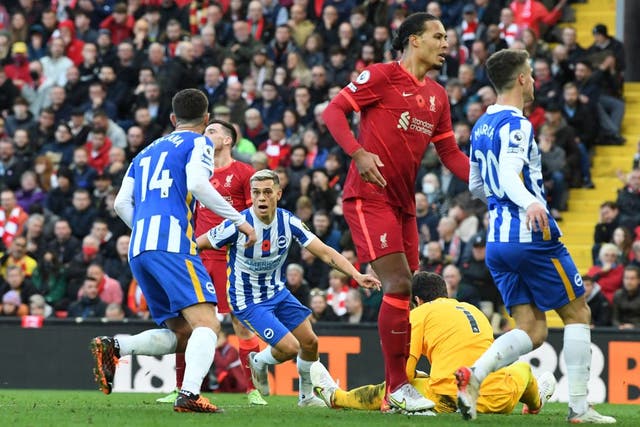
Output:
[0, 0, 637, 330]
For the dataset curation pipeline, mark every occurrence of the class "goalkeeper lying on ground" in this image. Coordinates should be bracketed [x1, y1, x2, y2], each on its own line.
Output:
[311, 272, 556, 415]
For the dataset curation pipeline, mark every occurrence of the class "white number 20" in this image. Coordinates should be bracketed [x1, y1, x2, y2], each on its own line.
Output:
[139, 152, 173, 201]
[474, 149, 504, 198]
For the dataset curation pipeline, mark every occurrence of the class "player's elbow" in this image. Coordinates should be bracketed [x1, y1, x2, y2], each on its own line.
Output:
[196, 234, 212, 250]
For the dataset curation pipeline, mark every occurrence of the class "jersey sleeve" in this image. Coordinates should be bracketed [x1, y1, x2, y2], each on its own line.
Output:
[289, 215, 316, 247]
[187, 135, 215, 178]
[242, 166, 254, 208]
[338, 65, 385, 113]
[206, 219, 239, 250]
[499, 117, 533, 164]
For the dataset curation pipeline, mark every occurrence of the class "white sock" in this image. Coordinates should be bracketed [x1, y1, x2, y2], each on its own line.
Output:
[116, 329, 177, 356]
[472, 328, 533, 382]
[253, 346, 279, 368]
[181, 327, 217, 395]
[297, 357, 316, 401]
[564, 323, 591, 415]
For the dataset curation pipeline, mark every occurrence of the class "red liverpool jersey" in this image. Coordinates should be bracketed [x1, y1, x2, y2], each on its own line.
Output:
[195, 160, 254, 256]
[339, 62, 454, 214]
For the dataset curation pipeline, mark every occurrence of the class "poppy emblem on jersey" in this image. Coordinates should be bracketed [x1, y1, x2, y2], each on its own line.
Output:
[205, 282, 216, 295]
[429, 96, 437, 112]
[416, 95, 425, 108]
[262, 240, 271, 252]
[212, 178, 220, 188]
[356, 70, 370, 84]
[263, 328, 274, 340]
[277, 235, 288, 249]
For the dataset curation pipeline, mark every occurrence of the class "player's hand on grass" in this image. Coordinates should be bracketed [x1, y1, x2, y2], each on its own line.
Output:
[238, 222, 257, 247]
[525, 202, 548, 232]
[352, 148, 387, 187]
[355, 273, 382, 291]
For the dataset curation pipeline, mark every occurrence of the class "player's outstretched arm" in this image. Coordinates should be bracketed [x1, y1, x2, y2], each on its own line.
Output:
[305, 238, 381, 290]
[114, 166, 134, 229]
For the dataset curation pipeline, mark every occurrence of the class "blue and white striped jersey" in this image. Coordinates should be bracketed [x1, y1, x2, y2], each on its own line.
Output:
[127, 130, 214, 258]
[469, 105, 561, 243]
[206, 207, 316, 311]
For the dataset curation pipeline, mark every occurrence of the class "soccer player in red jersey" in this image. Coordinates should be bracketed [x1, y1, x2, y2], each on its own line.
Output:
[158, 119, 266, 405]
[322, 12, 470, 414]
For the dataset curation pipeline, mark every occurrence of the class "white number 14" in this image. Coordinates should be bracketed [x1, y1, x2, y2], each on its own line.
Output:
[139, 152, 173, 201]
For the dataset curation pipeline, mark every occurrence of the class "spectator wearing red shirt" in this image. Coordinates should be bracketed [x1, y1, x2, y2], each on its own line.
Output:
[587, 243, 625, 304]
[58, 20, 85, 66]
[3, 42, 31, 88]
[509, 0, 567, 38]
[100, 3, 134, 46]
[212, 331, 248, 393]
[85, 129, 112, 174]
[258, 122, 290, 170]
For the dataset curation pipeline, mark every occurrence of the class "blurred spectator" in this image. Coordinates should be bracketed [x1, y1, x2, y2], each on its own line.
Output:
[448, 194, 479, 244]
[31, 250, 68, 309]
[560, 81, 598, 155]
[309, 168, 337, 213]
[4, 42, 31, 89]
[63, 188, 97, 239]
[210, 329, 247, 393]
[326, 269, 350, 316]
[309, 288, 339, 323]
[201, 65, 226, 108]
[100, 3, 134, 45]
[45, 168, 74, 217]
[0, 189, 29, 247]
[251, 80, 284, 128]
[15, 170, 46, 213]
[302, 33, 325, 69]
[1, 289, 29, 316]
[259, 121, 290, 170]
[538, 124, 567, 220]
[583, 275, 612, 327]
[420, 241, 447, 275]
[560, 26, 586, 68]
[1, 140, 29, 192]
[588, 24, 625, 78]
[103, 302, 126, 321]
[311, 210, 341, 252]
[77, 263, 123, 305]
[4, 97, 34, 137]
[285, 263, 310, 307]
[0, 66, 20, 117]
[0, 235, 37, 277]
[509, 0, 567, 38]
[612, 265, 640, 329]
[45, 219, 81, 267]
[28, 293, 52, 318]
[437, 216, 463, 265]
[27, 108, 56, 151]
[41, 37, 73, 87]
[126, 278, 149, 319]
[587, 243, 624, 304]
[442, 264, 482, 310]
[0, 265, 39, 303]
[592, 201, 620, 263]
[611, 226, 634, 265]
[104, 234, 132, 294]
[67, 275, 107, 319]
[341, 288, 376, 324]
[24, 213, 46, 261]
[615, 169, 640, 231]
[70, 147, 98, 191]
[299, 245, 330, 289]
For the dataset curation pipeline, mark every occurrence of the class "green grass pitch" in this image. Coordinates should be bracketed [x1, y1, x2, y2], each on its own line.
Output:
[0, 390, 637, 427]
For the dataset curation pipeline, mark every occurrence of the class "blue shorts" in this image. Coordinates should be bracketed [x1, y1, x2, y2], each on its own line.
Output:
[130, 251, 217, 326]
[234, 290, 311, 346]
[485, 240, 585, 313]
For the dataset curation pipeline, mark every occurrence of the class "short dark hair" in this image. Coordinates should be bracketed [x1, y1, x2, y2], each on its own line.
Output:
[486, 48, 530, 93]
[624, 265, 640, 278]
[392, 12, 439, 52]
[172, 89, 209, 125]
[412, 272, 447, 303]
[208, 119, 238, 147]
[600, 201, 618, 210]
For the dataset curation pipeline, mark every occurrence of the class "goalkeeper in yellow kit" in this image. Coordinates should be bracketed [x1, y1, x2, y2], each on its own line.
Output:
[311, 272, 556, 415]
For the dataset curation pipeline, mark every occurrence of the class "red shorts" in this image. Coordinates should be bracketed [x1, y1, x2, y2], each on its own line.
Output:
[343, 198, 419, 271]
[201, 251, 231, 314]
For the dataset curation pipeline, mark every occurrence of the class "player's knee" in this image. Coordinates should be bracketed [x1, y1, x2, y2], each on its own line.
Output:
[384, 275, 412, 295]
[529, 328, 548, 348]
[280, 340, 301, 359]
[299, 333, 318, 354]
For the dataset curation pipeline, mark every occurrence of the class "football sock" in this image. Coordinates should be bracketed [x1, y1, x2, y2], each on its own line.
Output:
[564, 323, 590, 415]
[378, 294, 410, 392]
[333, 382, 385, 410]
[253, 346, 279, 368]
[239, 336, 260, 392]
[175, 353, 185, 389]
[115, 329, 177, 356]
[181, 327, 217, 395]
[296, 357, 317, 401]
[514, 361, 541, 410]
[472, 328, 533, 382]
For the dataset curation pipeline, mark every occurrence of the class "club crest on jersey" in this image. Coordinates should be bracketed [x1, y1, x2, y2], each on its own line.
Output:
[429, 95, 436, 112]
[507, 129, 526, 154]
[263, 328, 274, 340]
[574, 273, 583, 287]
[356, 70, 370, 84]
[380, 233, 388, 249]
[205, 282, 216, 295]
[277, 235, 289, 249]
[224, 174, 234, 187]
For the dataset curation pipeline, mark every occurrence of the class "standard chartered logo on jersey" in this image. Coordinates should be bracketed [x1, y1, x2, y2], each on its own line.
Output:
[397, 111, 434, 136]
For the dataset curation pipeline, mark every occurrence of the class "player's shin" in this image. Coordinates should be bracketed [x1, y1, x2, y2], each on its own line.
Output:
[563, 323, 590, 415]
[378, 294, 410, 392]
[297, 356, 318, 401]
[116, 329, 178, 356]
[181, 327, 218, 395]
[471, 329, 533, 382]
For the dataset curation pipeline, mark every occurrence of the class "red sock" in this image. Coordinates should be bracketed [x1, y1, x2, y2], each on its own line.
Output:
[238, 335, 260, 392]
[175, 353, 185, 389]
[378, 294, 410, 393]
